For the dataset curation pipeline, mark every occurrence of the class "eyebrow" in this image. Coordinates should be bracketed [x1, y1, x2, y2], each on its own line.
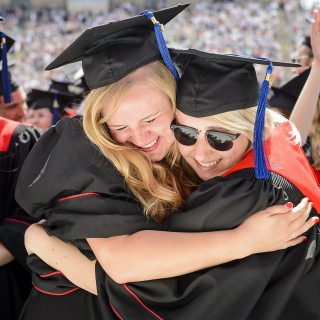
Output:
[108, 111, 160, 128]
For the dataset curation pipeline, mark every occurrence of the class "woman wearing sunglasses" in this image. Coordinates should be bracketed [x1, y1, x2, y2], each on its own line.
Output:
[20, 7, 320, 320]
[91, 22, 320, 319]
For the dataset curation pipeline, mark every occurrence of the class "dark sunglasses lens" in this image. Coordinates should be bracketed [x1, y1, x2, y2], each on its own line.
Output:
[206, 132, 236, 151]
[172, 126, 197, 146]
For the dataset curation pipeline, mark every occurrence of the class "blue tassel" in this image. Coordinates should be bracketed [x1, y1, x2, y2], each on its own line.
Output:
[253, 61, 273, 179]
[144, 10, 180, 81]
[52, 94, 60, 125]
[1, 32, 12, 104]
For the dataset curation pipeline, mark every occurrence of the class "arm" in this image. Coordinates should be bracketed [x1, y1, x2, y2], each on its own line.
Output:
[24, 224, 97, 295]
[26, 200, 314, 287]
[89, 199, 314, 284]
[0, 241, 14, 266]
[290, 9, 320, 144]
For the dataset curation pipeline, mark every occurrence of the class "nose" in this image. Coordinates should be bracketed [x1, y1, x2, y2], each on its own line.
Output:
[193, 133, 216, 162]
[128, 127, 152, 147]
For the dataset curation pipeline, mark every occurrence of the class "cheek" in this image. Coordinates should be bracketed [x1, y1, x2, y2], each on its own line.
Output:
[178, 144, 192, 159]
[109, 130, 132, 144]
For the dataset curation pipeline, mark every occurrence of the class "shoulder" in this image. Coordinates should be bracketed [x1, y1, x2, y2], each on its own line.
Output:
[187, 170, 285, 210]
[0, 117, 40, 152]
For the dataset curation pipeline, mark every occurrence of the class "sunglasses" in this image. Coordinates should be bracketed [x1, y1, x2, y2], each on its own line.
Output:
[170, 123, 240, 152]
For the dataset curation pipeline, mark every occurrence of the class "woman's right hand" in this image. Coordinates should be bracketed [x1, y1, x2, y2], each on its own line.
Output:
[236, 198, 317, 256]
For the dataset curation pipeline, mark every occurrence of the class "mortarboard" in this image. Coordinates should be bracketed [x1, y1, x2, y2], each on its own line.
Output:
[27, 89, 80, 124]
[172, 48, 299, 179]
[49, 79, 84, 96]
[45, 4, 189, 89]
[269, 68, 311, 112]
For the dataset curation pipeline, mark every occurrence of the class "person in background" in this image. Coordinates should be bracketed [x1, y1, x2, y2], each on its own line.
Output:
[25, 88, 78, 132]
[292, 35, 314, 75]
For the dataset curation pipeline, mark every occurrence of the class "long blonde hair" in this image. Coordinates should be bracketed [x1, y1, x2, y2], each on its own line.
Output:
[309, 99, 320, 169]
[83, 61, 195, 223]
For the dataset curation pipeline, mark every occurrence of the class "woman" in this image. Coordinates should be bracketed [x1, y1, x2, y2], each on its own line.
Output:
[25, 88, 79, 133]
[18, 5, 317, 320]
[17, 5, 192, 320]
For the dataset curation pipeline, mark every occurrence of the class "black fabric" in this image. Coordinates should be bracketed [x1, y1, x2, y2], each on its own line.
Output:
[15, 116, 320, 319]
[269, 68, 310, 112]
[18, 287, 111, 320]
[172, 48, 298, 117]
[45, 4, 189, 89]
[96, 170, 320, 320]
[0, 119, 40, 320]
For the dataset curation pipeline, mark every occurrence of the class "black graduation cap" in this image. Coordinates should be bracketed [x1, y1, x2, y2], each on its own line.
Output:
[49, 79, 84, 96]
[172, 48, 299, 179]
[172, 48, 299, 117]
[45, 4, 189, 90]
[269, 68, 311, 112]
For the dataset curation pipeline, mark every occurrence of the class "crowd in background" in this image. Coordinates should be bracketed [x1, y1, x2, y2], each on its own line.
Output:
[0, 1, 314, 92]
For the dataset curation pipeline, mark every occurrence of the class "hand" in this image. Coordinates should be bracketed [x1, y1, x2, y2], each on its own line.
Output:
[311, 9, 320, 66]
[236, 198, 317, 256]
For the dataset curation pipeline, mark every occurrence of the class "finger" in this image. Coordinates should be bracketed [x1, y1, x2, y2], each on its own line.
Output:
[265, 203, 294, 216]
[289, 201, 313, 227]
[288, 198, 309, 221]
[282, 235, 308, 250]
[290, 214, 318, 240]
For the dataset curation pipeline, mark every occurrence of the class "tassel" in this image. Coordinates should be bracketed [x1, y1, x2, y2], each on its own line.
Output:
[144, 10, 180, 81]
[253, 61, 273, 179]
[1, 32, 12, 104]
[52, 94, 60, 125]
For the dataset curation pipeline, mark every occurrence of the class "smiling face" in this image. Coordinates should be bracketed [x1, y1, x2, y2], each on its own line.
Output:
[175, 110, 250, 181]
[104, 83, 175, 162]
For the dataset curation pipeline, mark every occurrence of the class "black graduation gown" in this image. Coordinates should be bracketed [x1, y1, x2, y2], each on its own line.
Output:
[96, 169, 320, 320]
[15, 116, 162, 320]
[0, 118, 40, 320]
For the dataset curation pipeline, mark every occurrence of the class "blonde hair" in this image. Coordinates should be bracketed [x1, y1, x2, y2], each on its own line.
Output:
[309, 99, 320, 169]
[83, 61, 195, 223]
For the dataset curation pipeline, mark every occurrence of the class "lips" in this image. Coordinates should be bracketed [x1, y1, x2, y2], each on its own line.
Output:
[140, 137, 159, 153]
[196, 158, 221, 169]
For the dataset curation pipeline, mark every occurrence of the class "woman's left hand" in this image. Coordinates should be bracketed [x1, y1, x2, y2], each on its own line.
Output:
[311, 9, 320, 66]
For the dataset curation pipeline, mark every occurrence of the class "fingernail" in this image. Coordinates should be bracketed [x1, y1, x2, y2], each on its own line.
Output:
[302, 236, 308, 242]
[314, 217, 319, 225]
[285, 202, 293, 209]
